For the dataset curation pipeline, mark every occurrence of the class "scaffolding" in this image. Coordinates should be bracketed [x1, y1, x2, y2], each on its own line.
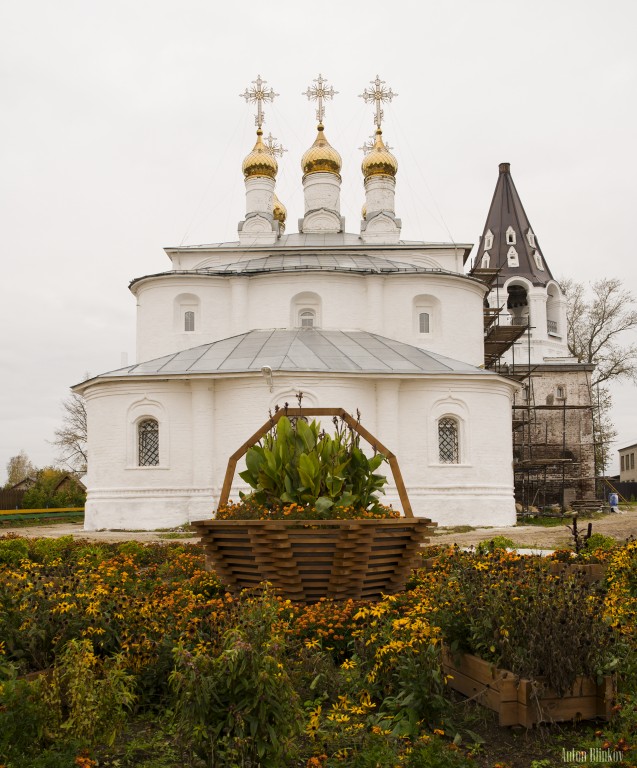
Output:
[470, 262, 596, 512]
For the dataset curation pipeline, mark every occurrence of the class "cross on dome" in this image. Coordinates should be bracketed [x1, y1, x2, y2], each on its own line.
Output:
[263, 133, 287, 158]
[302, 74, 338, 125]
[360, 75, 397, 130]
[360, 134, 393, 155]
[240, 75, 278, 130]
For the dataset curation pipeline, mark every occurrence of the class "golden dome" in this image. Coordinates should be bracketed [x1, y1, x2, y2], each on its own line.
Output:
[242, 130, 278, 179]
[361, 128, 398, 178]
[301, 124, 342, 176]
[273, 194, 287, 229]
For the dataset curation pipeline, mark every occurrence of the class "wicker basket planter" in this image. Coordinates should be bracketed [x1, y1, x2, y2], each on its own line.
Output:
[193, 406, 435, 602]
[192, 517, 434, 602]
[442, 647, 613, 727]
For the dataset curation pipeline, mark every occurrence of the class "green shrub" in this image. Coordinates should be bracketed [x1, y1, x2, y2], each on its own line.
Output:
[169, 588, 302, 767]
[583, 532, 617, 553]
[45, 638, 136, 748]
[0, 537, 29, 565]
[407, 736, 474, 768]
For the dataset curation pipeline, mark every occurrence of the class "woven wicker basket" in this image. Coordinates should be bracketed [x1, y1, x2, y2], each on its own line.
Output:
[192, 517, 433, 602]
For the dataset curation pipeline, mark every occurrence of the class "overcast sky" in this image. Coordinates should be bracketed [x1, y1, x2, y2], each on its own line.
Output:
[1, 0, 636, 483]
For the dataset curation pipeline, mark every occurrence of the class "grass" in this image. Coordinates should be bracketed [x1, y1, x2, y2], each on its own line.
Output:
[518, 510, 608, 527]
[434, 525, 478, 534]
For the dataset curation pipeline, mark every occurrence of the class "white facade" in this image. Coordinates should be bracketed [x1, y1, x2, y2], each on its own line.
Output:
[76, 96, 520, 531]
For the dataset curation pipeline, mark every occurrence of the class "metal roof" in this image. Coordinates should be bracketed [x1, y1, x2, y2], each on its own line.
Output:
[203, 253, 440, 275]
[128, 254, 479, 289]
[96, 329, 493, 378]
[475, 163, 554, 287]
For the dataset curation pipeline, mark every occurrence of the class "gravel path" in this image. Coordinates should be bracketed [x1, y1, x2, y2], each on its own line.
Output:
[2, 507, 636, 549]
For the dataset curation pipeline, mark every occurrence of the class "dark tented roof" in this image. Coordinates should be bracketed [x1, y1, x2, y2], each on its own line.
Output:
[96, 329, 491, 378]
[476, 163, 554, 287]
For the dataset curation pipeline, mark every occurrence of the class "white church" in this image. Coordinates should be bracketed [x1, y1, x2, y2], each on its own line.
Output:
[75, 74, 570, 532]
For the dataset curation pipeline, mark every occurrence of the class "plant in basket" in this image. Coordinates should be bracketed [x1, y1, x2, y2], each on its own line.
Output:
[216, 405, 396, 522]
[192, 398, 434, 601]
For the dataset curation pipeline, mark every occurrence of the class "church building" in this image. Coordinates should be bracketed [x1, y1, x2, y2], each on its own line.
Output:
[76, 75, 524, 531]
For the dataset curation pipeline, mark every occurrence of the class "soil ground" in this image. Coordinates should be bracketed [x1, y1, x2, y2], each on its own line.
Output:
[2, 506, 636, 549]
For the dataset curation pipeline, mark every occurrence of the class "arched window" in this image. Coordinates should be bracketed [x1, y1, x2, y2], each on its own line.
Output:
[184, 311, 195, 332]
[484, 229, 494, 250]
[507, 247, 519, 267]
[299, 309, 315, 328]
[481, 252, 491, 268]
[419, 312, 430, 334]
[506, 226, 517, 245]
[138, 419, 159, 466]
[438, 418, 459, 464]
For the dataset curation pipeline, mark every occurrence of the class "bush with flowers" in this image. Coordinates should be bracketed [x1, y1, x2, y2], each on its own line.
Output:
[1, 534, 637, 766]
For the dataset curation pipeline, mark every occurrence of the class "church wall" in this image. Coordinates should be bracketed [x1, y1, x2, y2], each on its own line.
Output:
[133, 271, 487, 365]
[82, 371, 516, 531]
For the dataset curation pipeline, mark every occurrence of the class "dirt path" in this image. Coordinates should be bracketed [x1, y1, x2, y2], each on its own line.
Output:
[2, 508, 636, 550]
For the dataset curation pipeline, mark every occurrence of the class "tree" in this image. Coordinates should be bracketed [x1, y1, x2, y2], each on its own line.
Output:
[22, 467, 86, 509]
[4, 450, 36, 488]
[51, 391, 88, 475]
[561, 277, 637, 475]
[562, 277, 637, 386]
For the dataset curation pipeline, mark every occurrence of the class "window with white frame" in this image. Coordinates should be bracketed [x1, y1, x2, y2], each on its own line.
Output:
[299, 309, 316, 327]
[184, 311, 195, 332]
[506, 226, 517, 245]
[419, 312, 430, 334]
[484, 230, 494, 250]
[438, 418, 459, 464]
[481, 252, 491, 268]
[527, 229, 536, 247]
[507, 247, 519, 267]
[138, 419, 159, 466]
[533, 250, 544, 271]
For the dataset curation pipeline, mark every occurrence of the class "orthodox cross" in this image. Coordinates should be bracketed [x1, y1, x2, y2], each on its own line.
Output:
[240, 75, 278, 130]
[264, 133, 287, 158]
[359, 75, 397, 130]
[360, 135, 394, 155]
[302, 73, 338, 125]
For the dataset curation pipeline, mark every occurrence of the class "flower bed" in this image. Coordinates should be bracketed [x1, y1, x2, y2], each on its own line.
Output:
[442, 647, 614, 727]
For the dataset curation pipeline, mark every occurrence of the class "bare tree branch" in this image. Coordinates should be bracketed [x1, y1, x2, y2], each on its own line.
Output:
[51, 391, 88, 475]
[561, 277, 637, 387]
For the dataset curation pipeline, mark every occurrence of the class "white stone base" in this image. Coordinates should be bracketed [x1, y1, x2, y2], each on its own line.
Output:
[84, 487, 218, 531]
[84, 483, 515, 531]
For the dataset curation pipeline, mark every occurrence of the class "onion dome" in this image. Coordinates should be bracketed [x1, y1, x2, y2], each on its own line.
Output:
[301, 124, 342, 176]
[362, 128, 398, 178]
[242, 130, 278, 179]
[273, 194, 287, 228]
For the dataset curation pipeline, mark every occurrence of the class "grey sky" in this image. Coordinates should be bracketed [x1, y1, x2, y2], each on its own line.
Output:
[2, 0, 636, 482]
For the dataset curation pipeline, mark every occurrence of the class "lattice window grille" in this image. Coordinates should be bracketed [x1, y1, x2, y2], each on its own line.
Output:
[438, 418, 459, 464]
[419, 312, 430, 333]
[138, 419, 159, 466]
[300, 309, 315, 327]
[184, 311, 195, 331]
